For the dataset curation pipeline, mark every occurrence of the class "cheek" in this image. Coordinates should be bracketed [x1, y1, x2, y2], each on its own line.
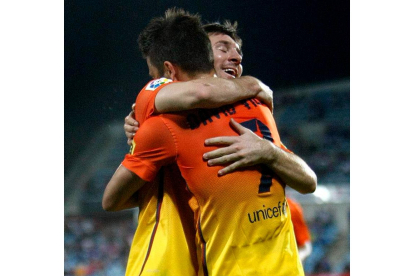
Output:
[213, 50, 225, 63]
[213, 55, 225, 69]
[237, 64, 243, 77]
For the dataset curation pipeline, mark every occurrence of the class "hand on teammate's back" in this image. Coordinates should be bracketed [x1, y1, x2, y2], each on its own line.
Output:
[203, 118, 275, 176]
[124, 103, 139, 146]
[256, 81, 274, 112]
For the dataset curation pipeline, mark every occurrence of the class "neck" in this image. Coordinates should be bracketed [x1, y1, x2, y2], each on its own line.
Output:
[177, 70, 215, 81]
[194, 71, 216, 80]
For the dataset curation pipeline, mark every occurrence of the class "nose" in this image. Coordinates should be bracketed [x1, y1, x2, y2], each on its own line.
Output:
[229, 48, 242, 65]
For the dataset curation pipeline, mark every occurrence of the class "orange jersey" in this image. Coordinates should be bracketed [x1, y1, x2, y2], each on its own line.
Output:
[123, 81, 304, 276]
[287, 197, 311, 247]
[133, 78, 174, 124]
[124, 78, 197, 276]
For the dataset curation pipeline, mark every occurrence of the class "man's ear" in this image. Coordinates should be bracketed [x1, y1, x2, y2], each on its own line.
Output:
[163, 61, 179, 81]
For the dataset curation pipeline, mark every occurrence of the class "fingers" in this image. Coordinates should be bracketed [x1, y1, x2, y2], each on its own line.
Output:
[218, 160, 246, 176]
[125, 111, 139, 127]
[124, 111, 139, 146]
[203, 147, 237, 161]
[131, 103, 135, 111]
[127, 138, 133, 146]
[206, 150, 255, 176]
[124, 121, 138, 131]
[205, 136, 238, 146]
[206, 153, 240, 167]
[205, 119, 253, 146]
[124, 123, 138, 137]
[256, 87, 274, 111]
[125, 130, 135, 139]
[268, 100, 274, 113]
[124, 111, 139, 139]
[229, 118, 248, 135]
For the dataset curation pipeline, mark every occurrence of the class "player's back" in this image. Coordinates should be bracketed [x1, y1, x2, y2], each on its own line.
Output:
[124, 166, 198, 276]
[124, 79, 198, 276]
[160, 99, 304, 276]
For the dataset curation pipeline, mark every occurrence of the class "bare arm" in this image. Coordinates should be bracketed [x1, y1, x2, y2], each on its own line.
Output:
[203, 119, 317, 194]
[123, 77, 273, 145]
[154, 76, 273, 113]
[102, 165, 147, 211]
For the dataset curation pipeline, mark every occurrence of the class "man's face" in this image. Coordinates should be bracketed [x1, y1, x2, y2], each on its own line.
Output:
[208, 33, 243, 79]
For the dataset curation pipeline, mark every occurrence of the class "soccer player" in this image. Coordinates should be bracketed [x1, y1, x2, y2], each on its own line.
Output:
[105, 15, 278, 276]
[118, 16, 316, 276]
[114, 24, 279, 276]
[124, 21, 316, 193]
[103, 8, 313, 275]
[287, 197, 313, 262]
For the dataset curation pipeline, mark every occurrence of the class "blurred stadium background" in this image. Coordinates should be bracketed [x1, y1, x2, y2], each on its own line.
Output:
[65, 1, 349, 275]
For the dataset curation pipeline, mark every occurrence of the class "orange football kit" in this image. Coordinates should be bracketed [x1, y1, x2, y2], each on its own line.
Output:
[124, 78, 197, 276]
[123, 79, 304, 276]
[287, 197, 311, 248]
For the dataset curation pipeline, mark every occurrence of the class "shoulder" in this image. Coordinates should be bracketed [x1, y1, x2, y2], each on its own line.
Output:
[138, 116, 168, 134]
[137, 115, 180, 142]
[144, 77, 174, 91]
[135, 78, 176, 122]
[132, 116, 177, 157]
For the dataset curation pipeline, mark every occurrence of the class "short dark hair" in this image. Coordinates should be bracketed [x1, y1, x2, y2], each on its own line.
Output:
[203, 20, 243, 48]
[138, 7, 214, 77]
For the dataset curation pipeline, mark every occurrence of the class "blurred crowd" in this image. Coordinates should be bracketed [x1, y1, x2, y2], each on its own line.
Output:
[64, 216, 134, 276]
[304, 210, 350, 274]
[274, 87, 350, 184]
[64, 210, 349, 275]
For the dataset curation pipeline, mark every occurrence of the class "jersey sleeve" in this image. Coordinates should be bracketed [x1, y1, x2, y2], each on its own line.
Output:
[122, 116, 177, 182]
[287, 198, 311, 247]
[134, 78, 174, 124]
